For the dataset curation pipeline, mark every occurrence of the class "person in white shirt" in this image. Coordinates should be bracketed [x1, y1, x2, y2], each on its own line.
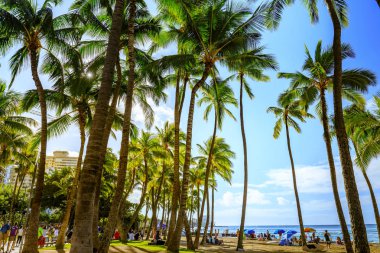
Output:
[16, 226, 23, 246]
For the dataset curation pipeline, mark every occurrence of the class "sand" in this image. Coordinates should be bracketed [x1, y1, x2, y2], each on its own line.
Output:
[38, 238, 380, 253]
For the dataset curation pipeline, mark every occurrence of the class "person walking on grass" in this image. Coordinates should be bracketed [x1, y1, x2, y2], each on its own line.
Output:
[6, 223, 18, 252]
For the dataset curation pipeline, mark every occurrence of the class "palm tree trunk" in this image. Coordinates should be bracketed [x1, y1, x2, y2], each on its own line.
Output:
[178, 76, 189, 119]
[168, 65, 211, 253]
[160, 191, 166, 231]
[194, 111, 217, 248]
[151, 164, 165, 238]
[210, 186, 215, 238]
[126, 160, 149, 234]
[183, 214, 194, 249]
[164, 201, 170, 240]
[92, 58, 123, 251]
[362, 169, 380, 243]
[142, 205, 149, 236]
[69, 1, 125, 252]
[56, 109, 86, 250]
[22, 49, 48, 253]
[237, 74, 248, 250]
[167, 72, 182, 245]
[353, 143, 380, 243]
[285, 119, 306, 246]
[98, 2, 137, 252]
[201, 188, 210, 246]
[9, 172, 19, 224]
[320, 90, 353, 252]
[324, 1, 370, 251]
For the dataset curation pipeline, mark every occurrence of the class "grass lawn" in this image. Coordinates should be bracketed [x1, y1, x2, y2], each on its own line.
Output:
[119, 240, 196, 252]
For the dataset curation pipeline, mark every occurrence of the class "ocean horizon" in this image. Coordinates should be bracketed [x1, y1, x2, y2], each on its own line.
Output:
[211, 224, 379, 243]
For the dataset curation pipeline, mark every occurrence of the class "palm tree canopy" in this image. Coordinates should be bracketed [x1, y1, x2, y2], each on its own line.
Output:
[278, 41, 376, 118]
[265, 0, 348, 29]
[198, 76, 237, 129]
[0, 0, 81, 85]
[267, 90, 314, 139]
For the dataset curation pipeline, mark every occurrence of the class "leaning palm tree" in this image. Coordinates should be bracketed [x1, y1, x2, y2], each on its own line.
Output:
[193, 76, 237, 247]
[267, 91, 314, 246]
[278, 41, 376, 252]
[226, 47, 277, 250]
[344, 102, 380, 242]
[68, 0, 130, 251]
[0, 2, 79, 251]
[266, 1, 371, 251]
[157, 2, 268, 250]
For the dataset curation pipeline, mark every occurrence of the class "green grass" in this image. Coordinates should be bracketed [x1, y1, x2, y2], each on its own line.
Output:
[39, 240, 196, 252]
[121, 240, 196, 252]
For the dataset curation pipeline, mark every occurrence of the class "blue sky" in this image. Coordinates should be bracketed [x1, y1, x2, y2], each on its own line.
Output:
[1, 0, 380, 227]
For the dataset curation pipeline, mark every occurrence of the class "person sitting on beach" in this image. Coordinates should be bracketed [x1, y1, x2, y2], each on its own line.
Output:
[314, 236, 320, 244]
[298, 235, 303, 246]
[214, 234, 223, 245]
[266, 230, 272, 241]
[291, 236, 298, 246]
[207, 235, 213, 244]
[336, 236, 344, 245]
[258, 233, 265, 241]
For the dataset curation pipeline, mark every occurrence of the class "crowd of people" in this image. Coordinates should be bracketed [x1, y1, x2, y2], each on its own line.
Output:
[0, 222, 23, 252]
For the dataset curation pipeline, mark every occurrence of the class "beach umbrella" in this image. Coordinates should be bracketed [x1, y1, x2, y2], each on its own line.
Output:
[286, 230, 297, 235]
[304, 227, 316, 233]
[244, 229, 255, 235]
[274, 229, 285, 234]
[247, 229, 255, 235]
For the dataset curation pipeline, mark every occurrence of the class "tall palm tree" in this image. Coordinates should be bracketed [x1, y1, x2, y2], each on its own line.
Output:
[344, 102, 380, 242]
[267, 91, 314, 246]
[193, 77, 237, 248]
[0, 2, 80, 251]
[266, 1, 371, 251]
[196, 137, 234, 243]
[69, 0, 126, 251]
[159, 2, 267, 250]
[226, 48, 277, 250]
[278, 41, 376, 252]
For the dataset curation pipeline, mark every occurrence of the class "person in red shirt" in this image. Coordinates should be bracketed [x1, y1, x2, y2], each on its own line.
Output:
[114, 229, 120, 240]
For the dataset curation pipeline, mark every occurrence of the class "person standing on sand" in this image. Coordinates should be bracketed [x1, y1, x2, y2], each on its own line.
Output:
[324, 230, 331, 249]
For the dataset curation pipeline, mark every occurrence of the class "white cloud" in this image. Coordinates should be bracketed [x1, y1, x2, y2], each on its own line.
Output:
[218, 188, 271, 207]
[277, 197, 290, 206]
[262, 165, 332, 194]
[131, 98, 174, 129]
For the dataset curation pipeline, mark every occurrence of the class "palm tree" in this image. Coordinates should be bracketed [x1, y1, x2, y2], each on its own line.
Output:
[226, 48, 277, 250]
[69, 0, 126, 250]
[344, 102, 380, 242]
[278, 41, 376, 252]
[196, 137, 234, 243]
[72, 2, 162, 247]
[0, 81, 37, 159]
[267, 91, 314, 246]
[158, 2, 267, 250]
[193, 77, 237, 248]
[266, 1, 371, 251]
[0, 2, 80, 251]
[124, 131, 163, 236]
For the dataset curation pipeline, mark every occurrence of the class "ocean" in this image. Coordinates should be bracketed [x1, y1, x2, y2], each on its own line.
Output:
[212, 224, 379, 243]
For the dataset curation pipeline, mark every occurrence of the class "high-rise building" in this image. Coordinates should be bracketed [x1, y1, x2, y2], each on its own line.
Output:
[46, 151, 78, 173]
[8, 165, 33, 189]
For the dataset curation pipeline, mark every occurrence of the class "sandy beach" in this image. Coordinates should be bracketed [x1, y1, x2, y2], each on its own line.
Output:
[38, 237, 380, 253]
